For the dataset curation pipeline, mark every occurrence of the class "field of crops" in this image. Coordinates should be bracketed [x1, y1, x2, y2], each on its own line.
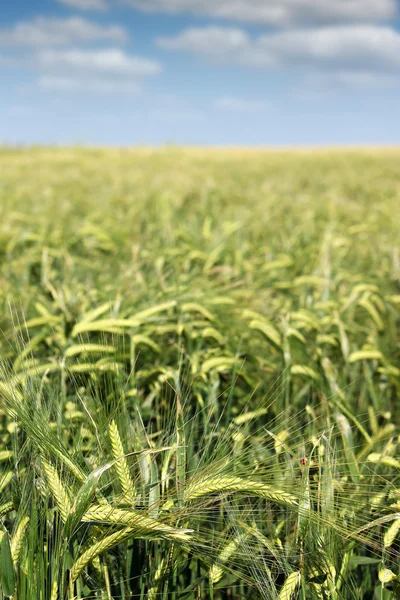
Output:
[0, 147, 399, 599]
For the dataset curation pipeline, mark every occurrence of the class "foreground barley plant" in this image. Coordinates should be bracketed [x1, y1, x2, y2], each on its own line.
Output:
[0, 148, 399, 598]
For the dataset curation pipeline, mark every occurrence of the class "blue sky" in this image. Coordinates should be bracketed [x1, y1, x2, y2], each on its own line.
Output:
[1, 0, 399, 146]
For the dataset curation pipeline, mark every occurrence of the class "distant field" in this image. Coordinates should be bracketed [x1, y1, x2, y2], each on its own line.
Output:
[0, 148, 399, 599]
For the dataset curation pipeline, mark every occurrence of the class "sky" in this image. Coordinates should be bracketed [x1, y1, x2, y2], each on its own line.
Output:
[0, 0, 400, 146]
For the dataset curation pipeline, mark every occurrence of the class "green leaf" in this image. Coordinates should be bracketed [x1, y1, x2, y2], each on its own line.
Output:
[0, 530, 15, 597]
[64, 462, 114, 537]
[336, 413, 360, 483]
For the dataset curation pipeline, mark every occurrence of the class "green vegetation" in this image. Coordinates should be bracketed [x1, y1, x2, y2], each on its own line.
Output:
[0, 147, 399, 599]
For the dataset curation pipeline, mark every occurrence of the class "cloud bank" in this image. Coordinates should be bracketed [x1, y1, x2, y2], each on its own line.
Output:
[0, 16, 127, 46]
[157, 25, 400, 72]
[127, 0, 396, 26]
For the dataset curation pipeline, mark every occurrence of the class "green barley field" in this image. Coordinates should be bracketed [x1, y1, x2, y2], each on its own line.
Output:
[0, 148, 399, 599]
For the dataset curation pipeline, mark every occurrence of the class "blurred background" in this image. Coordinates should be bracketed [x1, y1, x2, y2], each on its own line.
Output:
[1, 0, 400, 146]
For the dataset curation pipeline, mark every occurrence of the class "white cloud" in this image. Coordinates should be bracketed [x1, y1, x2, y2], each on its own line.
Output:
[158, 26, 249, 61]
[256, 26, 400, 70]
[304, 70, 400, 89]
[334, 71, 400, 87]
[37, 48, 161, 76]
[157, 25, 400, 72]
[0, 17, 127, 46]
[213, 96, 269, 111]
[0, 17, 160, 97]
[128, 0, 396, 26]
[58, 0, 108, 10]
[38, 75, 141, 94]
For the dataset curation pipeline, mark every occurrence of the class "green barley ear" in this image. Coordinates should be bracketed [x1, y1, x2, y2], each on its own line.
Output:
[10, 516, 30, 566]
[42, 458, 72, 523]
[383, 517, 400, 548]
[184, 476, 299, 508]
[109, 419, 136, 506]
[82, 504, 193, 543]
[279, 571, 301, 600]
[210, 533, 248, 585]
[148, 553, 171, 600]
[0, 472, 13, 494]
[70, 517, 192, 584]
[0, 503, 13, 518]
[70, 528, 134, 583]
[50, 580, 58, 600]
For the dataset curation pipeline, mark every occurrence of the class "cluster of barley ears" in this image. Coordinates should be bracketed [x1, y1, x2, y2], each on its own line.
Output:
[0, 148, 399, 598]
[0, 356, 398, 599]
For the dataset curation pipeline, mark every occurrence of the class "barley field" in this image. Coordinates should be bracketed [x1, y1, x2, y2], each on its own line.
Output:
[0, 148, 399, 599]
